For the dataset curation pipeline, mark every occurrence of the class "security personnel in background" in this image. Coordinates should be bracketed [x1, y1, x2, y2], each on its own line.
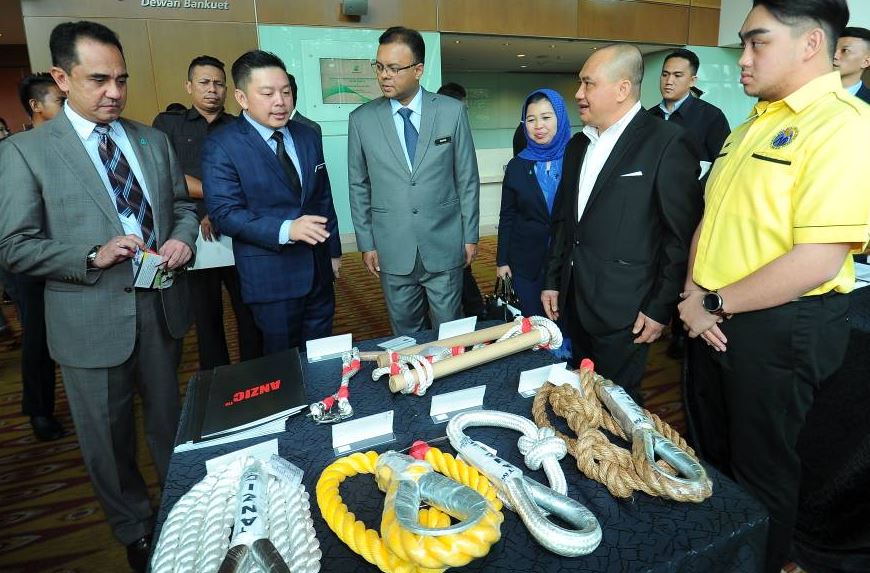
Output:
[834, 26, 870, 103]
[648, 48, 731, 360]
[153, 55, 262, 369]
[678, 1, 870, 571]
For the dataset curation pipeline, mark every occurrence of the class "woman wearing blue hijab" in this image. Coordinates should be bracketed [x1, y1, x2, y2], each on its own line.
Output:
[496, 88, 571, 316]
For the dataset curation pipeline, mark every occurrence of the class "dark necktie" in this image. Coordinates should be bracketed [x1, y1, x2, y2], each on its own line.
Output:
[271, 130, 303, 195]
[94, 123, 155, 249]
[398, 107, 418, 166]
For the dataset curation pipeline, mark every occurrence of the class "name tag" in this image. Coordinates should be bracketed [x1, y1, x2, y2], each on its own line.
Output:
[435, 136, 452, 145]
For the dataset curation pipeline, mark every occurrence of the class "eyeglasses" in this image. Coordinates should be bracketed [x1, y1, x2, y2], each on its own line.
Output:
[371, 61, 420, 77]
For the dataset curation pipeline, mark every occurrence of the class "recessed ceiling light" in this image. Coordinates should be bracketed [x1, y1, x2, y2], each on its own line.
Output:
[520, 64, 528, 68]
[549, 44, 556, 49]
[517, 54, 526, 58]
[454, 40, 461, 44]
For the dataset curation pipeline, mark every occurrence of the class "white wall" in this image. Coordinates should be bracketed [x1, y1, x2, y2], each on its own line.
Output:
[719, 0, 870, 47]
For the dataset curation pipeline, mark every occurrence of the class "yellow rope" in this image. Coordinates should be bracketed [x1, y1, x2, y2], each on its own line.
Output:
[316, 448, 504, 573]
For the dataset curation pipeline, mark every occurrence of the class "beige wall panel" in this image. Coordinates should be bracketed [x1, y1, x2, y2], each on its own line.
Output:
[437, 0, 578, 37]
[256, 0, 437, 30]
[688, 7, 720, 46]
[636, 0, 690, 5]
[579, 0, 689, 44]
[147, 20, 257, 116]
[691, 0, 720, 8]
[24, 17, 159, 124]
[21, 0, 254, 22]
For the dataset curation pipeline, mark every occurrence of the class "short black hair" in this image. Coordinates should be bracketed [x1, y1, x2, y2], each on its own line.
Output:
[752, 0, 849, 56]
[437, 82, 466, 101]
[379, 26, 425, 65]
[841, 26, 870, 47]
[18, 73, 60, 118]
[231, 50, 287, 91]
[664, 48, 700, 75]
[49, 21, 124, 73]
[165, 102, 186, 112]
[187, 55, 225, 81]
[287, 72, 298, 104]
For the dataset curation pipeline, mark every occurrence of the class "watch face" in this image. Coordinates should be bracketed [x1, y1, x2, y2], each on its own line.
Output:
[702, 293, 721, 312]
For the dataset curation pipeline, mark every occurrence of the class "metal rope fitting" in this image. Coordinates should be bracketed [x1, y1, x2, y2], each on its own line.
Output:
[595, 375, 710, 495]
[446, 410, 602, 556]
[375, 451, 489, 536]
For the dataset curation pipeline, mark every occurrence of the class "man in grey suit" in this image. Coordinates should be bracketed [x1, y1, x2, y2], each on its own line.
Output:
[349, 26, 480, 334]
[0, 21, 197, 572]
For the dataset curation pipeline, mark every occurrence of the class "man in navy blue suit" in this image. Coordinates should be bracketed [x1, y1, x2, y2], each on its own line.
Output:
[834, 26, 870, 104]
[202, 50, 341, 354]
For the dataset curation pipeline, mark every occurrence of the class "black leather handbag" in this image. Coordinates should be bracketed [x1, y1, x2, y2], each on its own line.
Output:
[482, 275, 522, 322]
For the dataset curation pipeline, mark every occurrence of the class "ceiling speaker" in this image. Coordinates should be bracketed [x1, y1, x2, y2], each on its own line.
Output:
[342, 0, 368, 17]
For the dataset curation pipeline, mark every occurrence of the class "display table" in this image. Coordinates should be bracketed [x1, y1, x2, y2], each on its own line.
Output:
[154, 327, 768, 572]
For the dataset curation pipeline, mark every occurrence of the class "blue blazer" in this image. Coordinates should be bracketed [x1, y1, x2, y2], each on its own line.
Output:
[202, 117, 341, 304]
[856, 84, 870, 105]
[496, 156, 554, 280]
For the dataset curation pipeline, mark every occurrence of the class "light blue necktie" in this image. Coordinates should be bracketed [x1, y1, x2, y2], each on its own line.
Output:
[398, 107, 418, 167]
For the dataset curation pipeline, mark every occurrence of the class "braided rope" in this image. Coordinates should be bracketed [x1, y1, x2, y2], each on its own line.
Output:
[151, 456, 321, 573]
[531, 369, 711, 502]
[316, 448, 503, 573]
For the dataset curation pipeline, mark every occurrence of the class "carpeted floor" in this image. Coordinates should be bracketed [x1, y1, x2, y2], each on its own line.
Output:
[0, 235, 691, 572]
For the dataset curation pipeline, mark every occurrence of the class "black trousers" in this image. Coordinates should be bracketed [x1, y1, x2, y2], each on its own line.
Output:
[190, 266, 262, 370]
[11, 274, 57, 416]
[564, 294, 649, 405]
[687, 292, 850, 573]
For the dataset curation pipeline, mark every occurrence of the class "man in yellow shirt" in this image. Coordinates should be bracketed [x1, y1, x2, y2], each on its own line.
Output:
[677, 1, 870, 571]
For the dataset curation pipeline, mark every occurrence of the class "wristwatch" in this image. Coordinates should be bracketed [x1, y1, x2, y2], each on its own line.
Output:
[86, 245, 101, 269]
[702, 291, 731, 319]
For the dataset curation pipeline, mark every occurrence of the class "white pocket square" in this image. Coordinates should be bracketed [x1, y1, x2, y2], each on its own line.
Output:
[314, 162, 326, 172]
[620, 171, 643, 177]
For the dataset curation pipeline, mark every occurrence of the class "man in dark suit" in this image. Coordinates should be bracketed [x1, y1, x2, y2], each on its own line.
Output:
[153, 55, 262, 369]
[12, 73, 64, 440]
[835, 26, 870, 103]
[542, 44, 702, 403]
[647, 48, 731, 359]
[203, 50, 341, 354]
[288, 72, 322, 136]
[0, 21, 197, 572]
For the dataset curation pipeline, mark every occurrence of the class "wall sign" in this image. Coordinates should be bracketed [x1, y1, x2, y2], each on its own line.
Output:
[140, 0, 230, 10]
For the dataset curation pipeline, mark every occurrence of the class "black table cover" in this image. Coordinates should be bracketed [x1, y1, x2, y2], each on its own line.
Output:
[155, 327, 768, 572]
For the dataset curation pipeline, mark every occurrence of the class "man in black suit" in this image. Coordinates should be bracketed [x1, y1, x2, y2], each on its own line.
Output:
[648, 48, 731, 359]
[542, 44, 702, 403]
[287, 72, 322, 136]
[835, 26, 870, 103]
[153, 55, 262, 369]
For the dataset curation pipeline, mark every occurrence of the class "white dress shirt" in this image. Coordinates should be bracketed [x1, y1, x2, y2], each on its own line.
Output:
[390, 87, 423, 169]
[577, 101, 643, 221]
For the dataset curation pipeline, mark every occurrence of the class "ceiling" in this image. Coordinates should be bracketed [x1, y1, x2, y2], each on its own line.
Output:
[441, 33, 671, 74]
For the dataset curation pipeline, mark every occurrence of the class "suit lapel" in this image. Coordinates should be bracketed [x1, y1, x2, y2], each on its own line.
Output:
[121, 120, 162, 241]
[286, 121, 310, 202]
[50, 113, 125, 235]
[580, 112, 646, 220]
[524, 160, 549, 217]
[412, 89, 436, 173]
[566, 136, 590, 223]
[376, 98, 411, 176]
[238, 117, 292, 190]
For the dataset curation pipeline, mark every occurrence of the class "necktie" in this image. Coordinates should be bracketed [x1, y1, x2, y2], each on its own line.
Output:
[398, 107, 418, 167]
[271, 131, 303, 196]
[94, 123, 155, 249]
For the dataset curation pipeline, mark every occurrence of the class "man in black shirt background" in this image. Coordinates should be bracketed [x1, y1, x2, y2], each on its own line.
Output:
[153, 55, 262, 369]
[648, 48, 730, 359]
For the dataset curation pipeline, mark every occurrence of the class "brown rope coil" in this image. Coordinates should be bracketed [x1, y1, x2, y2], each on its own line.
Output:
[531, 369, 711, 503]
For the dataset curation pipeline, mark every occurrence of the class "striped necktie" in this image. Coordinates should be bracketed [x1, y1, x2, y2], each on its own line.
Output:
[94, 123, 155, 249]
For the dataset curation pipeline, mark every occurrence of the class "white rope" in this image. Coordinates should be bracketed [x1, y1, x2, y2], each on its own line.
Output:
[446, 410, 602, 557]
[151, 455, 321, 573]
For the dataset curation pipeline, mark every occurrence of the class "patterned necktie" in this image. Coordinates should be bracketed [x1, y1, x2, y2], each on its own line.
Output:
[271, 130, 303, 195]
[94, 123, 154, 249]
[398, 107, 418, 166]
